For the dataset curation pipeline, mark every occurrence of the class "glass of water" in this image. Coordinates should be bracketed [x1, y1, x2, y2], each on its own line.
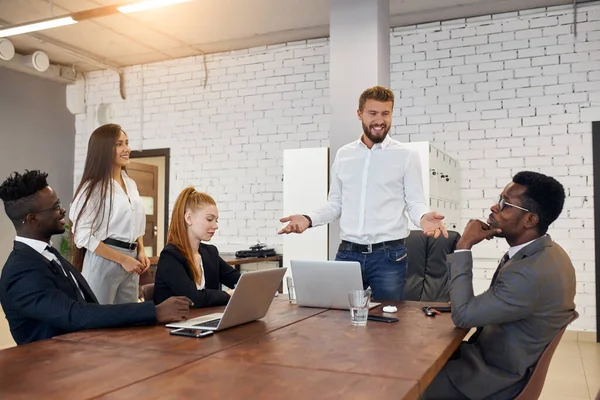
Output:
[348, 289, 369, 326]
[286, 276, 297, 304]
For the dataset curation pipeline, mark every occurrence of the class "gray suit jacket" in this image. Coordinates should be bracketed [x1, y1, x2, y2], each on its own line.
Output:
[444, 235, 576, 400]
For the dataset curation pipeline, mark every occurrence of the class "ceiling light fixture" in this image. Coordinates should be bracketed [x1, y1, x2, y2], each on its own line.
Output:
[118, 0, 193, 14]
[0, 0, 193, 38]
[0, 17, 76, 38]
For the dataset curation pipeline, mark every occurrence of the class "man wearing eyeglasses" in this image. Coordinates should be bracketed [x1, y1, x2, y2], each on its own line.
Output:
[421, 171, 576, 400]
[0, 170, 193, 345]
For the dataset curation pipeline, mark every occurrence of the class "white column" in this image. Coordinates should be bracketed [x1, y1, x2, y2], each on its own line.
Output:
[328, 0, 390, 258]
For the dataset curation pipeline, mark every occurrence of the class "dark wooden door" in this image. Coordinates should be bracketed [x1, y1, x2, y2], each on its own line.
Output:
[127, 162, 159, 258]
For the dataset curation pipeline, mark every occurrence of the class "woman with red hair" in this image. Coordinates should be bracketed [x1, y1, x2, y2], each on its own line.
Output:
[153, 187, 240, 307]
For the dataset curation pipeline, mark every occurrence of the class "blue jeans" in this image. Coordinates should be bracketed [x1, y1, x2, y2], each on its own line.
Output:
[335, 244, 408, 301]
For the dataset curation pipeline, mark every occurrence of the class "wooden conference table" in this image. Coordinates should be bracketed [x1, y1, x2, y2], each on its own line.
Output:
[0, 298, 467, 399]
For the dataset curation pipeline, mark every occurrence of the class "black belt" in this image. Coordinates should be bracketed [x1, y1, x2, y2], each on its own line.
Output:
[338, 239, 405, 254]
[103, 238, 137, 251]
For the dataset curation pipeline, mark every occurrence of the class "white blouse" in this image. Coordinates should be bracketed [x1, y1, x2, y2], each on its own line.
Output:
[195, 255, 206, 290]
[70, 170, 146, 252]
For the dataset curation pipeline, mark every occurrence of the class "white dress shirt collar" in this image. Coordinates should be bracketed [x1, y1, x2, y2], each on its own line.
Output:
[507, 235, 547, 259]
[357, 133, 393, 150]
[15, 236, 52, 254]
[15, 236, 86, 298]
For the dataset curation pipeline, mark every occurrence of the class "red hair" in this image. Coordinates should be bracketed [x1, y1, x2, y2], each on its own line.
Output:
[167, 187, 216, 284]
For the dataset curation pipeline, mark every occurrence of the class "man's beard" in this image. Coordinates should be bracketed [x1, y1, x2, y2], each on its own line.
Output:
[362, 122, 390, 144]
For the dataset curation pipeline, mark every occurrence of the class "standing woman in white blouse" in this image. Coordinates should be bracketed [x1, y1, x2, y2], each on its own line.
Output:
[69, 124, 150, 304]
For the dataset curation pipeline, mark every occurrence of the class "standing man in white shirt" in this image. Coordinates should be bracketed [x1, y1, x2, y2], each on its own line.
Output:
[279, 86, 447, 301]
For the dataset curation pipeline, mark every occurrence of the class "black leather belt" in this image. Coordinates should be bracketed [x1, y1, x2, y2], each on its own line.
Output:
[103, 238, 137, 251]
[338, 239, 405, 254]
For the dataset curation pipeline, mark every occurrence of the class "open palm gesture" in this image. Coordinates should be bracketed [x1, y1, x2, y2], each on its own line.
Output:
[420, 211, 448, 239]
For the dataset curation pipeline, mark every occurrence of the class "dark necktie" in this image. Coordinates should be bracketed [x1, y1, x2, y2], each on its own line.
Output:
[46, 246, 82, 296]
[468, 252, 510, 344]
[489, 252, 510, 288]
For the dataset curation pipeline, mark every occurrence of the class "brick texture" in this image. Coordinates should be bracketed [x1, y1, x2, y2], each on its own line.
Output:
[77, 3, 600, 331]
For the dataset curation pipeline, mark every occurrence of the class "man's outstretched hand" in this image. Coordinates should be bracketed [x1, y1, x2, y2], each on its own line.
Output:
[278, 214, 310, 234]
[420, 211, 448, 239]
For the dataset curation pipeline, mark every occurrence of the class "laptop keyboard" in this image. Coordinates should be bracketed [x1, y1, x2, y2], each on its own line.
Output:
[193, 319, 221, 328]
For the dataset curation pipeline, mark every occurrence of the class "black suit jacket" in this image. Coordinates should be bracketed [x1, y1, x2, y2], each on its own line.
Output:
[154, 243, 241, 308]
[0, 241, 156, 345]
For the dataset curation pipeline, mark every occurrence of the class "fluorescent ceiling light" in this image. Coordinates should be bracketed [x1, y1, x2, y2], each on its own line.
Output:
[0, 17, 77, 38]
[0, 0, 192, 39]
[118, 0, 193, 14]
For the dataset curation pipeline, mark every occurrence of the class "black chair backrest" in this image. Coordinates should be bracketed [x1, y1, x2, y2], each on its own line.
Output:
[404, 230, 461, 302]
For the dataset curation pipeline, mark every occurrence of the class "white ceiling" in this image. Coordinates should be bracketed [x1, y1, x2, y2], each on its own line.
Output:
[0, 0, 591, 72]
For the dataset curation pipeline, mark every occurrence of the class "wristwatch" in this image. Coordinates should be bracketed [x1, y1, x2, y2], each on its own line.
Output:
[302, 215, 313, 228]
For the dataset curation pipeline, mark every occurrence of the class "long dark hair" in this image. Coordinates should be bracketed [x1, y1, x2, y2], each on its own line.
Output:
[71, 123, 125, 270]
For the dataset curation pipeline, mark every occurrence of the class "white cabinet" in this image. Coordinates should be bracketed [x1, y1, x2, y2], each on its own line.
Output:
[403, 142, 461, 232]
[282, 148, 330, 289]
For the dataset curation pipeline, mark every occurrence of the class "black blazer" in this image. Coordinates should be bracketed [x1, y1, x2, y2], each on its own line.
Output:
[0, 241, 157, 345]
[154, 243, 241, 308]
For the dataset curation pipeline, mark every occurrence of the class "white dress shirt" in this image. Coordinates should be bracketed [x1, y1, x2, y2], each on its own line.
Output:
[70, 170, 146, 252]
[310, 135, 429, 245]
[15, 236, 85, 298]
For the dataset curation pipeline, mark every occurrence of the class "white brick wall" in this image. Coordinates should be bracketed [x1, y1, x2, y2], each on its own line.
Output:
[75, 38, 330, 255]
[76, 2, 600, 331]
[391, 3, 600, 331]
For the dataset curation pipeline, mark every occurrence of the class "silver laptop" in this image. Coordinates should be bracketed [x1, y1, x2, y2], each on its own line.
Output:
[166, 267, 287, 331]
[290, 260, 380, 310]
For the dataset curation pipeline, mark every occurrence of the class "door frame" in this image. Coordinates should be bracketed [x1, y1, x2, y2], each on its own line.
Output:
[130, 148, 170, 248]
[593, 121, 600, 342]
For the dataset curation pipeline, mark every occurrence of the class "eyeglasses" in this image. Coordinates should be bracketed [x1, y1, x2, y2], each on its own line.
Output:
[497, 196, 530, 213]
[21, 199, 63, 224]
[37, 199, 62, 214]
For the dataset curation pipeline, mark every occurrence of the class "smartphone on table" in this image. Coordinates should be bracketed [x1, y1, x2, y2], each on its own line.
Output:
[170, 328, 214, 338]
[367, 315, 399, 323]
